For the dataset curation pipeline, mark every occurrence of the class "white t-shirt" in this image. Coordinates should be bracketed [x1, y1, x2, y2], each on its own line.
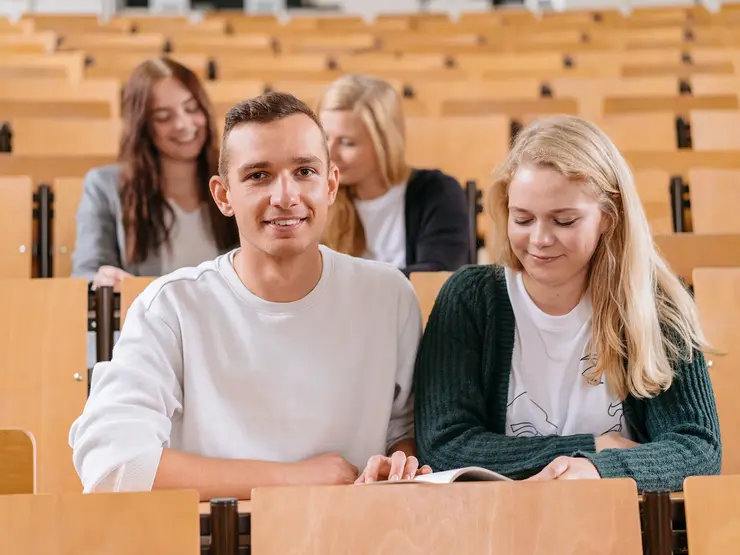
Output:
[354, 183, 407, 269]
[160, 201, 220, 274]
[69, 246, 422, 493]
[504, 268, 629, 439]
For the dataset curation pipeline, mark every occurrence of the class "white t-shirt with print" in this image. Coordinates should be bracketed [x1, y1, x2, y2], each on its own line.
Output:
[504, 267, 630, 439]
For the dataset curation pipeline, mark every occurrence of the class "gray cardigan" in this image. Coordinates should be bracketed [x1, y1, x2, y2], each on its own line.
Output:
[71, 165, 164, 280]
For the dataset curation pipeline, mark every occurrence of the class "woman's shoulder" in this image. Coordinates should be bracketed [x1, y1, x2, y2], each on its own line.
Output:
[407, 168, 463, 192]
[82, 164, 122, 202]
[439, 264, 507, 306]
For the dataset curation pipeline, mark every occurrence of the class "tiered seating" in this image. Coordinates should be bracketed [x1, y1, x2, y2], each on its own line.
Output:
[1, 4, 740, 552]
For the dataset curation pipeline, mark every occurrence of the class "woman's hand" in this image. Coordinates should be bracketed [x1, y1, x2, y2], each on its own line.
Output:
[355, 451, 433, 483]
[527, 456, 601, 482]
[92, 266, 133, 292]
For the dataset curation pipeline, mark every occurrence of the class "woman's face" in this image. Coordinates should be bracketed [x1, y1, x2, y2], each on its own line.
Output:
[507, 164, 608, 289]
[320, 109, 382, 187]
[149, 77, 208, 162]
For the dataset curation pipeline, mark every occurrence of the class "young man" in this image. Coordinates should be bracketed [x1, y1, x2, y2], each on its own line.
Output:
[69, 92, 428, 500]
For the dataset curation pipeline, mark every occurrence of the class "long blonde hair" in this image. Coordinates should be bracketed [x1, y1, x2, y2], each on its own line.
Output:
[488, 115, 709, 400]
[317, 74, 411, 256]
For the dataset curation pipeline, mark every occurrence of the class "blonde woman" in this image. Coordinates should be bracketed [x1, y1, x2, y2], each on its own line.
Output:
[318, 74, 470, 276]
[413, 115, 721, 491]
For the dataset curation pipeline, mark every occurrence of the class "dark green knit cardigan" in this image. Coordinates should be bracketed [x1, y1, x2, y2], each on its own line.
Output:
[413, 265, 722, 492]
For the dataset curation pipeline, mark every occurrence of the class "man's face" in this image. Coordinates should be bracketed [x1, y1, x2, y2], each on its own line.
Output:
[211, 114, 339, 259]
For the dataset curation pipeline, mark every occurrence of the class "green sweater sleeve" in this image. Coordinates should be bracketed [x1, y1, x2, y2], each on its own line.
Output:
[414, 266, 597, 479]
[578, 347, 722, 492]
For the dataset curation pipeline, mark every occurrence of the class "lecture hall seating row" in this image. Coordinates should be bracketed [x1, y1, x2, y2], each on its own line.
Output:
[0, 4, 739, 554]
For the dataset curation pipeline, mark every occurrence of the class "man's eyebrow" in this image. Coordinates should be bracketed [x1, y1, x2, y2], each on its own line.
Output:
[292, 155, 323, 167]
[237, 161, 273, 173]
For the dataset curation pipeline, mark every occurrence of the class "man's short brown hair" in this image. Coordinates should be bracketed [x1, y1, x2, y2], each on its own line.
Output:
[218, 92, 328, 179]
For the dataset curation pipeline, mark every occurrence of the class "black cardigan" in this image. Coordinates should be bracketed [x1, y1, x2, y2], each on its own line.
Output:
[402, 168, 471, 277]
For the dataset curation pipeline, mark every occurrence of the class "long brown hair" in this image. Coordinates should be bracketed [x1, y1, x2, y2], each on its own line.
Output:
[119, 57, 238, 265]
[316, 74, 411, 256]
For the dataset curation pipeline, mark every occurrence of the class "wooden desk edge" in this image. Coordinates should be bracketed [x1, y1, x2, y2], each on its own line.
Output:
[197, 493, 682, 515]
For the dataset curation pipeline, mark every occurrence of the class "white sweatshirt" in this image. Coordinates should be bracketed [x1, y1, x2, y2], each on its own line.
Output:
[69, 246, 422, 493]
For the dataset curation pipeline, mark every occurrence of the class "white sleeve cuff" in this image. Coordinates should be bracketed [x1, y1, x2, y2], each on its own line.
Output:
[87, 448, 163, 493]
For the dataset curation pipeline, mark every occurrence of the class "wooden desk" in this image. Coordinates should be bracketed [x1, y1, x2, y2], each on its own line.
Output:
[195, 493, 684, 555]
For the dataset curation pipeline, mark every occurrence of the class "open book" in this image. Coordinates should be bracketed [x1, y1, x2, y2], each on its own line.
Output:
[369, 467, 512, 485]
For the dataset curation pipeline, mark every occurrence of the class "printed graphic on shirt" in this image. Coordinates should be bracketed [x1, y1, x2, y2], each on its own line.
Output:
[604, 401, 626, 434]
[506, 351, 627, 438]
[580, 352, 604, 385]
[507, 391, 559, 437]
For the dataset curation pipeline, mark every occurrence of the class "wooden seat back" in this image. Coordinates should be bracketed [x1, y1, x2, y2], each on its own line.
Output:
[52, 178, 85, 278]
[688, 169, 740, 233]
[598, 112, 678, 151]
[0, 176, 33, 278]
[11, 119, 121, 156]
[684, 475, 740, 555]
[655, 234, 740, 285]
[0, 279, 88, 493]
[0, 490, 200, 554]
[0, 155, 114, 185]
[691, 110, 740, 151]
[121, 277, 156, 325]
[410, 272, 452, 328]
[0, 53, 85, 81]
[0, 429, 35, 494]
[634, 169, 674, 234]
[693, 268, 740, 475]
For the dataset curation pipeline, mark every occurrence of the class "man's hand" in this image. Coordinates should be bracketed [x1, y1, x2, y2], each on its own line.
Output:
[92, 265, 133, 292]
[355, 451, 433, 483]
[527, 456, 601, 482]
[595, 432, 640, 452]
[288, 453, 359, 486]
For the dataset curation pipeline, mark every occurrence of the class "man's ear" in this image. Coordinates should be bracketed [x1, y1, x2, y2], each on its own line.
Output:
[209, 175, 234, 217]
[327, 164, 340, 206]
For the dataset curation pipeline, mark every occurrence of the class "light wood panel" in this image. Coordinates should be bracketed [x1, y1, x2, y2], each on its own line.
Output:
[406, 115, 510, 189]
[625, 151, 740, 178]
[0, 490, 200, 554]
[11, 119, 121, 156]
[598, 112, 677, 151]
[0, 155, 115, 185]
[0, 52, 85, 81]
[52, 178, 85, 278]
[251, 479, 643, 554]
[0, 77, 120, 109]
[0, 279, 88, 493]
[684, 475, 740, 554]
[603, 94, 738, 115]
[0, 429, 35, 494]
[654, 234, 740, 285]
[120, 277, 155, 325]
[691, 110, 740, 151]
[693, 269, 740, 475]
[410, 272, 451, 328]
[0, 177, 33, 278]
[441, 97, 579, 118]
[634, 169, 674, 234]
[688, 169, 740, 233]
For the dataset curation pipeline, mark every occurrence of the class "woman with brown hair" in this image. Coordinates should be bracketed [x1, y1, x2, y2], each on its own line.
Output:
[318, 74, 470, 277]
[72, 57, 238, 290]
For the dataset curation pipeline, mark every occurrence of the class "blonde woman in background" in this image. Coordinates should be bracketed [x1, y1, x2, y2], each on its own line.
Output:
[318, 74, 470, 277]
[413, 115, 721, 491]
